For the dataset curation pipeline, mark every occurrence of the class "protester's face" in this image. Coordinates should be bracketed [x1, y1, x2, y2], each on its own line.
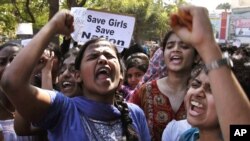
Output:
[58, 55, 78, 97]
[77, 41, 123, 101]
[127, 67, 144, 89]
[0, 46, 20, 79]
[185, 71, 219, 129]
[164, 33, 196, 72]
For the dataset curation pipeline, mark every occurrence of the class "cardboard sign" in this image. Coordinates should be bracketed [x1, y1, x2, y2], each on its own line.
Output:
[71, 7, 135, 48]
[16, 23, 33, 35]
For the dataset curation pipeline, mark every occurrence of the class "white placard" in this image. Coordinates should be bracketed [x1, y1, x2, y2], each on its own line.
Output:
[16, 23, 33, 35]
[21, 39, 32, 47]
[71, 7, 135, 49]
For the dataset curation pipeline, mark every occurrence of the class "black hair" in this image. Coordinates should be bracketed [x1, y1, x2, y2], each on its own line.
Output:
[0, 42, 22, 51]
[189, 63, 205, 82]
[59, 47, 80, 75]
[75, 38, 139, 140]
[188, 59, 250, 100]
[125, 53, 149, 73]
[121, 43, 147, 61]
[232, 58, 250, 99]
[63, 47, 80, 60]
[47, 42, 62, 64]
[162, 30, 175, 50]
[32, 42, 62, 89]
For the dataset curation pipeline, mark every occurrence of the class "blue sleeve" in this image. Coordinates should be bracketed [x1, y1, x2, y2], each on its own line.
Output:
[128, 103, 151, 141]
[33, 90, 69, 129]
[179, 128, 199, 141]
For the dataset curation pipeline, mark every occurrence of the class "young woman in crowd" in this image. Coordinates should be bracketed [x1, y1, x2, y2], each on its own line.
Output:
[169, 5, 250, 141]
[30, 43, 62, 90]
[136, 47, 167, 88]
[14, 45, 61, 141]
[57, 47, 81, 97]
[120, 52, 149, 100]
[0, 42, 36, 141]
[1, 10, 151, 141]
[163, 59, 250, 141]
[129, 29, 199, 141]
[14, 47, 80, 141]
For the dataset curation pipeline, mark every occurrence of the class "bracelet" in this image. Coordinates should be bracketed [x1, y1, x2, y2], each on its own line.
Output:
[204, 52, 233, 73]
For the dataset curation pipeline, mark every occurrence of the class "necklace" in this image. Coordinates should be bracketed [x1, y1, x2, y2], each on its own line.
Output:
[0, 100, 15, 118]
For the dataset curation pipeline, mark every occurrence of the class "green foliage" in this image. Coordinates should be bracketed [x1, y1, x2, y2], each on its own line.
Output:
[216, 2, 231, 11]
[0, 0, 185, 43]
[0, 0, 49, 40]
[0, 2, 17, 38]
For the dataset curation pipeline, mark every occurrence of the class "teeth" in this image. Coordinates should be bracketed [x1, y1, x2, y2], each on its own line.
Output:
[170, 55, 181, 60]
[100, 68, 108, 72]
[63, 82, 71, 87]
[191, 101, 203, 108]
[172, 56, 180, 59]
[98, 67, 110, 74]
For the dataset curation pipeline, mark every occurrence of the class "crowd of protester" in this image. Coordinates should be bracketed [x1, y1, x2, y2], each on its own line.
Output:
[0, 5, 249, 141]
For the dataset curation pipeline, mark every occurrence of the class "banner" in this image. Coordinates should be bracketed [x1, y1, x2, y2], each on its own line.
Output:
[234, 19, 250, 37]
[235, 28, 250, 37]
[220, 12, 228, 40]
[71, 7, 135, 49]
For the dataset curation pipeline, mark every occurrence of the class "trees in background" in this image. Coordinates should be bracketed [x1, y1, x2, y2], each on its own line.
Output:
[0, 0, 186, 44]
[216, 2, 231, 12]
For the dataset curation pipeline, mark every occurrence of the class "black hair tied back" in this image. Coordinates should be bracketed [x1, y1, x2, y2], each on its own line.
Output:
[115, 92, 139, 141]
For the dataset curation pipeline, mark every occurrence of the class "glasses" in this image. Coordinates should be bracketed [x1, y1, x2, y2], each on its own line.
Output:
[59, 64, 76, 74]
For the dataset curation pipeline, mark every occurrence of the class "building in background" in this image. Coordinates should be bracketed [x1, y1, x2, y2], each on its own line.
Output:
[208, 0, 250, 46]
[229, 7, 250, 45]
[231, 0, 250, 7]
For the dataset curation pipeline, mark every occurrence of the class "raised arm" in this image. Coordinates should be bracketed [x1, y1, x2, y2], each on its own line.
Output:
[170, 6, 250, 140]
[1, 11, 74, 122]
[41, 50, 55, 90]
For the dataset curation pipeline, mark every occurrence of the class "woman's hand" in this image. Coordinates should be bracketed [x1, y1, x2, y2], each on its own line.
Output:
[170, 6, 215, 50]
[49, 10, 74, 36]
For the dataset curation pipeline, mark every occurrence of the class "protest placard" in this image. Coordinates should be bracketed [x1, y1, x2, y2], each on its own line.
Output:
[16, 23, 33, 35]
[71, 7, 135, 49]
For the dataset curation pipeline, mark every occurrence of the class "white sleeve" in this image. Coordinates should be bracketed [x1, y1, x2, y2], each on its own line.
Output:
[162, 120, 176, 141]
[162, 119, 192, 141]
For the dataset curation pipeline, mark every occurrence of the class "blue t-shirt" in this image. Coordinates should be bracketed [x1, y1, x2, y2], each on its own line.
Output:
[34, 91, 151, 141]
[179, 128, 199, 141]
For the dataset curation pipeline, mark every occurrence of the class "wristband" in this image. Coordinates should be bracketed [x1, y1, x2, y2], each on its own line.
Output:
[205, 52, 233, 73]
